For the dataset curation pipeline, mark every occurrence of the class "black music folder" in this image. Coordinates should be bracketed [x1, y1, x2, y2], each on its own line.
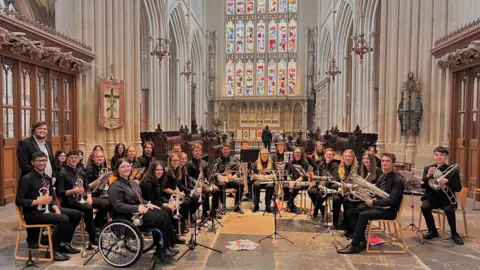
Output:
[240, 149, 259, 163]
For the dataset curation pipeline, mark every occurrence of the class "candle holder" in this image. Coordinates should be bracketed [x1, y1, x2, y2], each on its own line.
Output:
[352, 34, 373, 64]
[325, 58, 341, 81]
[151, 37, 170, 66]
[181, 60, 195, 83]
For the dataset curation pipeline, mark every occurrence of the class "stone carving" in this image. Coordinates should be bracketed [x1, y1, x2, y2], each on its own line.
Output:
[434, 18, 480, 47]
[0, 26, 91, 73]
[207, 31, 216, 98]
[398, 72, 423, 136]
[437, 40, 480, 68]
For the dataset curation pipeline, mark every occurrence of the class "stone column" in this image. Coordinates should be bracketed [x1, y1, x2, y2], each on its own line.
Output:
[443, 67, 451, 147]
[106, 0, 115, 155]
[134, 0, 142, 151]
[376, 0, 388, 154]
[368, 31, 377, 133]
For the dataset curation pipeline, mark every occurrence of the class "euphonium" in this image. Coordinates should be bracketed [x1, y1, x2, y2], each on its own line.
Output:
[75, 178, 87, 204]
[37, 185, 50, 213]
[429, 164, 458, 205]
[348, 172, 389, 203]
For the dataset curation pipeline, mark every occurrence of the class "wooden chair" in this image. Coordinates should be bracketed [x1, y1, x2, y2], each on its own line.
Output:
[54, 194, 86, 245]
[473, 188, 480, 210]
[14, 206, 54, 262]
[366, 197, 407, 254]
[418, 187, 469, 239]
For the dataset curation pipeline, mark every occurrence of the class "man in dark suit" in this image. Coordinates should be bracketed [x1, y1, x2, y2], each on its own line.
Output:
[17, 121, 56, 249]
[337, 153, 405, 254]
[420, 146, 463, 245]
[261, 126, 272, 152]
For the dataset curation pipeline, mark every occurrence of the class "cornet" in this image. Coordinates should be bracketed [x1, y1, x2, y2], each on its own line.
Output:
[75, 178, 87, 204]
[429, 164, 458, 205]
[170, 194, 185, 220]
[132, 201, 151, 227]
[37, 185, 50, 213]
[191, 167, 204, 203]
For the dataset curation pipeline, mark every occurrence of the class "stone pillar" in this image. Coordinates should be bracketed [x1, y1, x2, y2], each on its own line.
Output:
[376, 0, 388, 154]
[106, 0, 115, 155]
[443, 67, 451, 147]
[134, 0, 142, 152]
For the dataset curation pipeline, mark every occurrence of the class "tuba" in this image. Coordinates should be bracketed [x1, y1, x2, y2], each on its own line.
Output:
[348, 172, 390, 203]
[37, 185, 50, 213]
[75, 177, 87, 204]
[429, 164, 458, 205]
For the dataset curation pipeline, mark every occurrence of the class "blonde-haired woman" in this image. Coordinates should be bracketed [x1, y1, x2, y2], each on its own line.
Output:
[309, 141, 325, 170]
[251, 148, 276, 213]
[332, 149, 358, 230]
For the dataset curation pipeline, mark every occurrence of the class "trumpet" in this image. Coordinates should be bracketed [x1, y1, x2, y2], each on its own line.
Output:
[191, 167, 204, 203]
[132, 201, 151, 227]
[429, 164, 458, 205]
[170, 194, 185, 219]
[75, 177, 87, 204]
[37, 185, 50, 213]
[319, 185, 339, 198]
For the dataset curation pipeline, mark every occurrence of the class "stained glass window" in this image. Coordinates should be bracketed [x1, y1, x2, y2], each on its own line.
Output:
[225, 0, 297, 96]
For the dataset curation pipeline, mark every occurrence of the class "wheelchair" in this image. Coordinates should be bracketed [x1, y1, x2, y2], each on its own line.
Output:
[97, 218, 163, 268]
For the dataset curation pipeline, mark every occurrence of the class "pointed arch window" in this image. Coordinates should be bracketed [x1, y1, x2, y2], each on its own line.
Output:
[225, 0, 297, 96]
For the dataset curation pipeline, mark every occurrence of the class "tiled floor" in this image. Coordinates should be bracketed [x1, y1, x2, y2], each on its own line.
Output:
[1, 195, 480, 269]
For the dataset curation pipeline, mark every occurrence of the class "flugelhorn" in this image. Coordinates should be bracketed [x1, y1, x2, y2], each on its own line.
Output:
[37, 185, 50, 213]
[75, 177, 87, 204]
[429, 164, 458, 205]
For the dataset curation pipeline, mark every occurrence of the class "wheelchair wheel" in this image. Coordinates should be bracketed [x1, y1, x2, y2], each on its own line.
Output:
[98, 220, 144, 268]
[141, 231, 155, 253]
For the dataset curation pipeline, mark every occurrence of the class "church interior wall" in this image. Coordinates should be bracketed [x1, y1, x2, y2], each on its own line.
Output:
[315, 0, 480, 175]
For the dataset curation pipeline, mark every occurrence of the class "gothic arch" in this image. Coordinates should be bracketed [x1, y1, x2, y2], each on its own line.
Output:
[293, 103, 303, 131]
[281, 103, 293, 132]
[229, 103, 239, 129]
[218, 103, 228, 126]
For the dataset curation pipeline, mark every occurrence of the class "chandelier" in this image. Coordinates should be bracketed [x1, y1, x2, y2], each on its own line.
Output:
[181, 0, 194, 83]
[181, 60, 195, 83]
[326, 0, 340, 81]
[352, 0, 372, 64]
[150, 37, 170, 66]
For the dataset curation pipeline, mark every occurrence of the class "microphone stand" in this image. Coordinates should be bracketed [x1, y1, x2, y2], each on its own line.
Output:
[198, 165, 223, 233]
[178, 196, 222, 260]
[259, 171, 293, 244]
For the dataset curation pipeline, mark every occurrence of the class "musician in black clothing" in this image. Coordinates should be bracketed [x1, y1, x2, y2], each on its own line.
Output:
[367, 146, 381, 169]
[420, 146, 464, 245]
[251, 148, 276, 213]
[163, 154, 195, 234]
[109, 158, 179, 257]
[16, 152, 82, 261]
[332, 149, 358, 229]
[285, 147, 309, 212]
[125, 146, 141, 168]
[179, 152, 206, 214]
[138, 141, 155, 168]
[271, 142, 287, 163]
[111, 143, 126, 169]
[54, 150, 67, 180]
[85, 149, 112, 228]
[308, 141, 325, 170]
[337, 153, 404, 254]
[213, 144, 245, 214]
[187, 144, 221, 218]
[309, 148, 339, 218]
[56, 150, 98, 245]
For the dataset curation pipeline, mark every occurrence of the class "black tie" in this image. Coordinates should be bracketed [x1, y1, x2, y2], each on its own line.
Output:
[379, 174, 388, 191]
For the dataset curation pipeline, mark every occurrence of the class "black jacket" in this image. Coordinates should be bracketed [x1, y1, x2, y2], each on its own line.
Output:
[137, 154, 155, 168]
[187, 157, 209, 182]
[272, 152, 287, 163]
[85, 164, 109, 196]
[261, 129, 272, 143]
[56, 166, 89, 205]
[372, 171, 405, 210]
[140, 177, 168, 207]
[309, 151, 325, 171]
[17, 136, 55, 178]
[16, 171, 57, 215]
[421, 164, 462, 202]
[287, 160, 309, 181]
[316, 161, 339, 188]
[108, 177, 143, 219]
[178, 166, 195, 194]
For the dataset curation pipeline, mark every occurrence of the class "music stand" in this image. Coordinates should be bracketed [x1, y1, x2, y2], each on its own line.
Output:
[399, 171, 424, 244]
[240, 150, 258, 201]
[289, 165, 309, 220]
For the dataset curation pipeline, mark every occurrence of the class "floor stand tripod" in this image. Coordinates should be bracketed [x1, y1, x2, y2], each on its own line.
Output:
[259, 185, 293, 244]
[21, 249, 38, 269]
[178, 209, 222, 260]
[402, 182, 424, 244]
[313, 197, 340, 239]
[289, 188, 310, 220]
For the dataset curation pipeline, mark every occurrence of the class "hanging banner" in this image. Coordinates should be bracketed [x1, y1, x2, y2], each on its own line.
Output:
[99, 79, 125, 129]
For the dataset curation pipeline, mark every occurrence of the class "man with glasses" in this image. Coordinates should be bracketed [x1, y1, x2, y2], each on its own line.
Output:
[17, 121, 56, 249]
[16, 152, 82, 261]
[56, 150, 98, 246]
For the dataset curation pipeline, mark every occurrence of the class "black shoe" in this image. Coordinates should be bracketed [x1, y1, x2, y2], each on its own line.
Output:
[27, 241, 39, 249]
[266, 206, 272, 213]
[252, 205, 259, 213]
[47, 251, 70, 261]
[342, 230, 350, 238]
[234, 206, 244, 214]
[176, 236, 186, 244]
[90, 236, 99, 246]
[423, 230, 439, 240]
[359, 241, 367, 251]
[60, 243, 80, 254]
[451, 233, 464, 245]
[337, 244, 361, 254]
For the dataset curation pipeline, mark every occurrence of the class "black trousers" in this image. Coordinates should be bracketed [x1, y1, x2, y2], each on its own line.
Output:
[92, 195, 112, 228]
[253, 181, 274, 206]
[24, 208, 82, 251]
[263, 141, 271, 152]
[217, 180, 244, 206]
[283, 183, 305, 205]
[347, 205, 397, 246]
[63, 200, 97, 240]
[308, 187, 328, 217]
[202, 188, 222, 216]
[138, 208, 176, 248]
[332, 194, 344, 226]
[421, 196, 457, 234]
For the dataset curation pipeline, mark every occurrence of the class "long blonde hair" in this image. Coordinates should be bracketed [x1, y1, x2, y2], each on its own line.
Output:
[338, 149, 358, 180]
[256, 148, 273, 170]
[313, 141, 325, 161]
[360, 152, 377, 181]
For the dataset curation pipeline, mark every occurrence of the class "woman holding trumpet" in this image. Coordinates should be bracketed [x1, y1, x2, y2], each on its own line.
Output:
[108, 158, 179, 257]
[163, 154, 194, 234]
[251, 148, 276, 213]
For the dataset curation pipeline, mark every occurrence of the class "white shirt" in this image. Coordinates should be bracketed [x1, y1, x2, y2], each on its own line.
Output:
[34, 138, 53, 178]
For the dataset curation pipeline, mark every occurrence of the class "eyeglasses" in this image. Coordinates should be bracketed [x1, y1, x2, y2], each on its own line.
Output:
[119, 164, 132, 169]
[34, 159, 48, 163]
[68, 156, 79, 160]
[172, 159, 180, 162]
